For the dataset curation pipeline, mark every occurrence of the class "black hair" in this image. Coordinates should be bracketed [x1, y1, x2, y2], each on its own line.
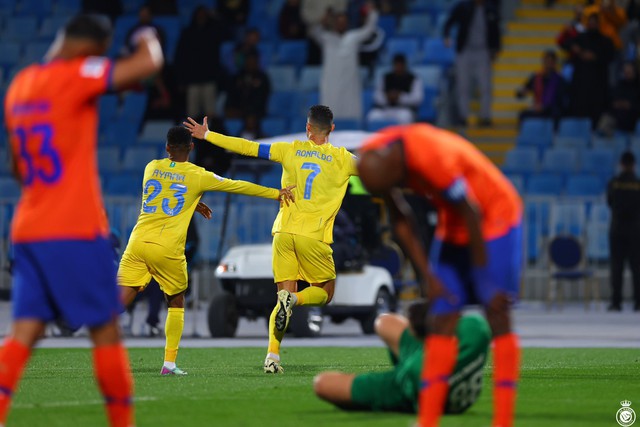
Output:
[167, 126, 192, 150]
[543, 49, 557, 61]
[307, 105, 333, 134]
[64, 15, 112, 43]
[621, 151, 636, 167]
[392, 53, 407, 64]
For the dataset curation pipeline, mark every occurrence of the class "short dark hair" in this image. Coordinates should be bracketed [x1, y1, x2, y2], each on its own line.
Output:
[392, 54, 407, 65]
[167, 126, 192, 149]
[64, 15, 112, 43]
[543, 49, 557, 61]
[307, 105, 333, 134]
[621, 151, 636, 167]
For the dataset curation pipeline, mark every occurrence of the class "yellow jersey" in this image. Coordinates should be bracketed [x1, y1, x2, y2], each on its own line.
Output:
[204, 132, 358, 243]
[128, 158, 280, 251]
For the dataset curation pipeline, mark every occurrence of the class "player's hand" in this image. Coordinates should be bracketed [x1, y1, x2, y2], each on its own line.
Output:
[183, 116, 209, 140]
[195, 202, 212, 219]
[279, 185, 296, 207]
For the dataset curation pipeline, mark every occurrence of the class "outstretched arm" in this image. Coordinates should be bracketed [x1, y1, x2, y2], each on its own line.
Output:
[184, 116, 261, 158]
[201, 171, 295, 204]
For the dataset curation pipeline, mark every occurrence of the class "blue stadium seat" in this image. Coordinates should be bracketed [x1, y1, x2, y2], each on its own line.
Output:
[294, 91, 319, 119]
[581, 148, 615, 177]
[224, 119, 243, 137]
[0, 43, 21, 69]
[98, 147, 121, 173]
[256, 42, 275, 67]
[565, 174, 605, 197]
[297, 66, 321, 92]
[541, 148, 578, 174]
[138, 120, 174, 144]
[54, 0, 81, 15]
[413, 65, 442, 90]
[105, 173, 142, 196]
[397, 15, 433, 37]
[121, 147, 158, 171]
[23, 42, 51, 64]
[267, 91, 295, 119]
[505, 174, 525, 194]
[502, 147, 539, 175]
[526, 174, 563, 196]
[422, 38, 455, 67]
[100, 118, 139, 149]
[274, 41, 308, 68]
[384, 37, 421, 65]
[0, 147, 10, 177]
[378, 15, 397, 38]
[333, 119, 362, 130]
[517, 118, 554, 149]
[99, 95, 120, 122]
[0, 177, 20, 198]
[121, 93, 148, 127]
[366, 117, 400, 132]
[418, 87, 438, 121]
[261, 117, 287, 137]
[554, 136, 588, 149]
[592, 134, 628, 153]
[258, 166, 282, 189]
[267, 65, 297, 92]
[39, 16, 69, 39]
[15, 0, 52, 16]
[3, 17, 38, 42]
[557, 117, 591, 142]
[362, 88, 374, 113]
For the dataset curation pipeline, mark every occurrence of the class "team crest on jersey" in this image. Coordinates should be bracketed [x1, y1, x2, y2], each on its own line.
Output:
[80, 57, 108, 79]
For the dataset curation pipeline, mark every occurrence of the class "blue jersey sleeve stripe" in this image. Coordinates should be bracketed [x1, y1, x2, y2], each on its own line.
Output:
[258, 144, 271, 160]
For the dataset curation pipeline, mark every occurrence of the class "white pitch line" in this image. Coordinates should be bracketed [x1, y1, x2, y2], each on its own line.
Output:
[13, 396, 157, 409]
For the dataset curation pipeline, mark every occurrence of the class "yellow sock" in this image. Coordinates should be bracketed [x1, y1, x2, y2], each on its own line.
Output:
[164, 307, 184, 363]
[294, 286, 328, 306]
[267, 303, 285, 356]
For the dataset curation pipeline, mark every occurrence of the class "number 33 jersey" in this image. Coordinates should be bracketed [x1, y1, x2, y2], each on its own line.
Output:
[268, 140, 358, 244]
[5, 57, 114, 243]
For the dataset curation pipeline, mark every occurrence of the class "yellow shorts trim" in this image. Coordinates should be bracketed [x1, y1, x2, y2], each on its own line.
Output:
[272, 232, 336, 284]
[117, 241, 188, 296]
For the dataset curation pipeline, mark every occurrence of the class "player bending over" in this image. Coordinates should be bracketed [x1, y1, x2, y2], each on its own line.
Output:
[358, 124, 523, 427]
[314, 303, 490, 415]
[184, 105, 358, 374]
[1, 15, 163, 427]
[118, 126, 295, 375]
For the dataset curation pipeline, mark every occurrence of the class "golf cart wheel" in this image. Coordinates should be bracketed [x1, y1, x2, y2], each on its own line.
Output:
[360, 288, 393, 335]
[208, 293, 239, 337]
[289, 306, 323, 338]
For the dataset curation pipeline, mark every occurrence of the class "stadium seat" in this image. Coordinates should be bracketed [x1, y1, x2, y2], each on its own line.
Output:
[261, 118, 287, 137]
[294, 91, 319, 119]
[39, 16, 69, 39]
[550, 201, 587, 236]
[267, 66, 297, 92]
[592, 134, 628, 153]
[0, 42, 21, 69]
[362, 88, 374, 113]
[333, 118, 362, 130]
[298, 66, 321, 92]
[565, 174, 605, 197]
[3, 17, 38, 42]
[0, 177, 20, 198]
[557, 117, 591, 143]
[413, 65, 442, 90]
[397, 15, 433, 37]
[267, 91, 295, 119]
[418, 87, 439, 122]
[505, 174, 525, 194]
[99, 95, 120, 122]
[259, 166, 283, 188]
[541, 148, 579, 174]
[54, 0, 81, 15]
[121, 93, 148, 127]
[98, 147, 121, 173]
[105, 173, 143, 196]
[23, 42, 51, 64]
[15, 0, 52, 16]
[526, 174, 563, 196]
[554, 136, 588, 149]
[121, 147, 158, 171]
[378, 15, 397, 38]
[224, 119, 243, 137]
[517, 118, 554, 149]
[274, 41, 308, 69]
[100, 118, 139, 149]
[581, 148, 615, 177]
[502, 147, 539, 175]
[383, 37, 421, 65]
[366, 117, 400, 132]
[138, 120, 174, 144]
[422, 38, 455, 67]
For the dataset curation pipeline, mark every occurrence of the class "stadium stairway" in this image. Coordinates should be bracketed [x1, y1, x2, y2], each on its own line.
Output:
[466, 0, 573, 164]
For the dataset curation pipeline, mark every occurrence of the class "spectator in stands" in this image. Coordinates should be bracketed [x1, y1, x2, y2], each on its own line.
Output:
[557, 5, 585, 62]
[443, 0, 502, 127]
[607, 61, 640, 133]
[309, 3, 379, 120]
[82, 0, 122, 23]
[125, 5, 165, 54]
[218, 0, 250, 27]
[232, 28, 261, 74]
[225, 52, 271, 120]
[279, 0, 306, 40]
[175, 6, 224, 120]
[240, 114, 265, 140]
[301, 0, 348, 64]
[515, 50, 566, 125]
[607, 151, 640, 312]
[584, 0, 627, 51]
[569, 11, 616, 127]
[367, 54, 424, 124]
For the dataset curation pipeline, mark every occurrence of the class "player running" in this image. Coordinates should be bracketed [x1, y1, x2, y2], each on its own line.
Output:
[1, 15, 163, 427]
[314, 303, 490, 415]
[358, 124, 522, 427]
[118, 126, 295, 376]
[184, 105, 358, 374]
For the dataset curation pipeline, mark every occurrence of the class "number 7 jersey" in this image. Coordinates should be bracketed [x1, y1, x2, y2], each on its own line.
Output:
[268, 140, 358, 244]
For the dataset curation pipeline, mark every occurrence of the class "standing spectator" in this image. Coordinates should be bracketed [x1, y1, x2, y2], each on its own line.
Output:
[607, 151, 640, 311]
[125, 5, 165, 53]
[225, 52, 271, 119]
[279, 0, 306, 40]
[515, 50, 566, 125]
[569, 12, 615, 127]
[301, 0, 348, 64]
[367, 54, 424, 124]
[232, 28, 261, 74]
[175, 6, 224, 120]
[584, 0, 627, 50]
[557, 5, 585, 61]
[608, 62, 640, 132]
[218, 0, 250, 27]
[443, 0, 502, 127]
[309, 3, 379, 120]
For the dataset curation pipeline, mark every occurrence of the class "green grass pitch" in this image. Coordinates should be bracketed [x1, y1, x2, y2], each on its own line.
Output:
[7, 347, 639, 426]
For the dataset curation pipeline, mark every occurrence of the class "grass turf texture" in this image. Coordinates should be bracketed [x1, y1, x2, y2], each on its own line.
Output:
[7, 347, 638, 427]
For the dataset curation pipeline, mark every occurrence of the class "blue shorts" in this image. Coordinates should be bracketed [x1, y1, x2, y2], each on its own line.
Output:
[12, 237, 122, 329]
[430, 225, 523, 314]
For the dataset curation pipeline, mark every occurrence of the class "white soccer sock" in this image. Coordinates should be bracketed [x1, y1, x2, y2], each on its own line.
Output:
[163, 361, 176, 370]
[267, 352, 280, 361]
[290, 293, 298, 305]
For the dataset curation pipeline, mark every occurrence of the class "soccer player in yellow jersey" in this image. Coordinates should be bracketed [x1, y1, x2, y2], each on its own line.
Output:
[184, 105, 358, 373]
[118, 126, 295, 375]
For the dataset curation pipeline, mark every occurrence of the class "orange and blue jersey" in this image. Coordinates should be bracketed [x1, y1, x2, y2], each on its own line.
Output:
[4, 56, 114, 243]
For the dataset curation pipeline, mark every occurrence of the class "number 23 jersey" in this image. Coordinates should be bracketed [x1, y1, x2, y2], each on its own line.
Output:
[268, 140, 358, 244]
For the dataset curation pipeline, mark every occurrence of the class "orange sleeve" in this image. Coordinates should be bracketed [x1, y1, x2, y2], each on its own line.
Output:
[71, 56, 114, 101]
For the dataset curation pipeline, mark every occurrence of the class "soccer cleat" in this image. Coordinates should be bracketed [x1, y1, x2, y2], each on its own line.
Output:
[161, 366, 187, 376]
[275, 289, 293, 332]
[264, 357, 284, 374]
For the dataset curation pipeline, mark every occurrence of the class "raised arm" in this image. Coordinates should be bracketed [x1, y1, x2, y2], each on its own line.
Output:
[111, 27, 164, 91]
[349, 7, 379, 44]
[184, 116, 259, 157]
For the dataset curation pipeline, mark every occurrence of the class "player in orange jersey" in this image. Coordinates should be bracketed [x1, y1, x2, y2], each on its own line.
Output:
[358, 124, 522, 427]
[1, 15, 164, 427]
